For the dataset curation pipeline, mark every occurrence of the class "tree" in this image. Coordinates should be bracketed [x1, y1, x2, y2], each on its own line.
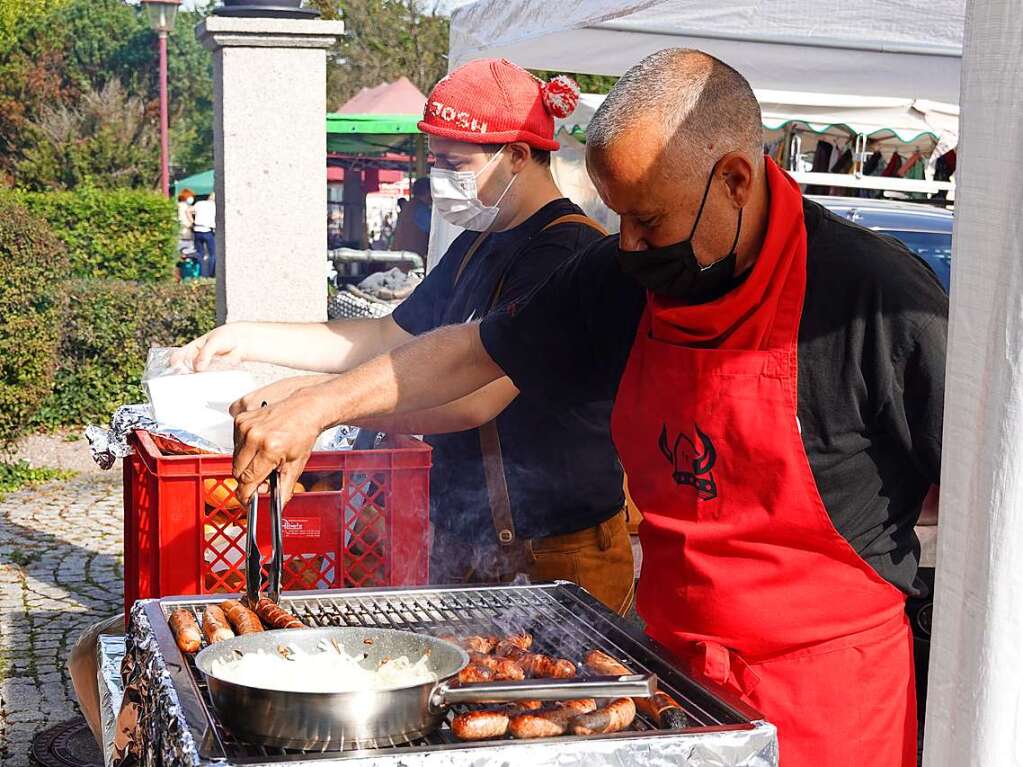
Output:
[16, 80, 160, 191]
[0, 0, 214, 189]
[309, 0, 450, 108]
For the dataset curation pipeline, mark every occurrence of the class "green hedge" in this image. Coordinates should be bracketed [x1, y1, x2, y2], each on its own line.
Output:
[10, 188, 178, 282]
[0, 198, 67, 446]
[37, 278, 216, 428]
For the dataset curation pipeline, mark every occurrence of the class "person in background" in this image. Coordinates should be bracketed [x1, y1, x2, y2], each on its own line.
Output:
[192, 192, 217, 278]
[391, 177, 431, 257]
[174, 60, 636, 614]
[177, 188, 195, 252]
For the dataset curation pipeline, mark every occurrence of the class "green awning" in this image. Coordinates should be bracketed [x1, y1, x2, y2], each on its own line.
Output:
[325, 113, 422, 155]
[174, 169, 214, 197]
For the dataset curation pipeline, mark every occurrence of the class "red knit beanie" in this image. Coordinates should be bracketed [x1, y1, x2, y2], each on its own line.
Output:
[419, 59, 580, 152]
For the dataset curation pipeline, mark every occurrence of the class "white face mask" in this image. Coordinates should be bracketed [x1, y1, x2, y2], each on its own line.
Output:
[430, 147, 518, 231]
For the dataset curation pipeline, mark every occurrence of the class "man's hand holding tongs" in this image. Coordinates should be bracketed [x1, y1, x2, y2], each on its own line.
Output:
[231, 386, 327, 504]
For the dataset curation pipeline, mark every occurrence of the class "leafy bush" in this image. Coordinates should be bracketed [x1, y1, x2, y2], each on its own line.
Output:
[0, 197, 67, 446]
[37, 278, 216, 428]
[10, 188, 177, 282]
[0, 460, 74, 501]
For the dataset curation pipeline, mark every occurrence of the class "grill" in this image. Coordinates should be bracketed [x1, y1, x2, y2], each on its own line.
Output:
[143, 583, 773, 764]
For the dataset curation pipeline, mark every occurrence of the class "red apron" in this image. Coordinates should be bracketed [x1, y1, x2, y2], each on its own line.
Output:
[611, 160, 916, 766]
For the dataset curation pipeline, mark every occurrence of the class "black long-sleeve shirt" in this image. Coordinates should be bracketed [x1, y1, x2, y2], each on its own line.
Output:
[481, 199, 947, 594]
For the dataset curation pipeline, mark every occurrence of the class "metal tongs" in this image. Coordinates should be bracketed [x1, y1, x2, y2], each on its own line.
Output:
[245, 469, 284, 606]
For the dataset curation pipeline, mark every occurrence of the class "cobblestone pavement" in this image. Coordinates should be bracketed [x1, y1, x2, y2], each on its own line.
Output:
[0, 473, 123, 766]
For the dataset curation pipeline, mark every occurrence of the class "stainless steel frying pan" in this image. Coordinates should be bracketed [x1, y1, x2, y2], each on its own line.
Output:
[194, 626, 656, 749]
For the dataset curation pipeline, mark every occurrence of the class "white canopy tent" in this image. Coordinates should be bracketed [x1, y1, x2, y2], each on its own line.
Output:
[438, 1, 1023, 764]
[449, 0, 965, 102]
[449, 0, 964, 197]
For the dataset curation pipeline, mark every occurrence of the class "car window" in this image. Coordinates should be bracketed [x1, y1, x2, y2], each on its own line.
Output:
[877, 229, 952, 293]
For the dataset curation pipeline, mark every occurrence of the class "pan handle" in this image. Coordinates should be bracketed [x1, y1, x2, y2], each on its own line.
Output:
[432, 673, 656, 709]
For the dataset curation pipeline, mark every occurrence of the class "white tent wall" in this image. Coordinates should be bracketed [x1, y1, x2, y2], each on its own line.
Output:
[923, 0, 1023, 763]
[449, 0, 965, 102]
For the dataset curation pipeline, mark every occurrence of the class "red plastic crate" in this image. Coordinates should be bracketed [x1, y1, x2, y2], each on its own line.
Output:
[122, 430, 431, 613]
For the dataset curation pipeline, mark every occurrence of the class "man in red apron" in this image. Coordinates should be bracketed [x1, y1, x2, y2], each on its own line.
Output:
[232, 49, 947, 766]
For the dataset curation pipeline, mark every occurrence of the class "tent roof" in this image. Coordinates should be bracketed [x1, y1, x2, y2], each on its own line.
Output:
[325, 113, 422, 155]
[336, 77, 427, 115]
[558, 90, 960, 147]
[173, 168, 214, 197]
[449, 0, 965, 103]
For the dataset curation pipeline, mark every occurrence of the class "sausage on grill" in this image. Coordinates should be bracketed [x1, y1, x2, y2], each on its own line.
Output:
[469, 653, 526, 681]
[457, 664, 495, 684]
[461, 635, 499, 654]
[584, 649, 688, 728]
[504, 632, 533, 651]
[219, 600, 264, 635]
[202, 605, 235, 644]
[521, 654, 577, 679]
[508, 699, 597, 739]
[451, 701, 543, 741]
[253, 597, 304, 629]
[569, 698, 637, 735]
[169, 609, 202, 653]
[583, 649, 628, 676]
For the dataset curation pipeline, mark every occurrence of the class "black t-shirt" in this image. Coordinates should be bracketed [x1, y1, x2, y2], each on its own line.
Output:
[480, 198, 947, 594]
[392, 198, 620, 543]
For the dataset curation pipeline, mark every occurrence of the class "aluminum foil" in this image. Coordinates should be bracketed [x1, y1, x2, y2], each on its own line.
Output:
[86, 404, 223, 469]
[98, 634, 126, 767]
[113, 602, 201, 767]
[271, 723, 778, 767]
[86, 403, 361, 469]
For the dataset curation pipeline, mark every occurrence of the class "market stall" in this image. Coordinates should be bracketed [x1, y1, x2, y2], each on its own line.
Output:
[556, 89, 959, 199]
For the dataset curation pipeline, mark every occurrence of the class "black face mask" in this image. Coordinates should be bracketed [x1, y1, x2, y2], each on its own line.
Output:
[616, 162, 743, 303]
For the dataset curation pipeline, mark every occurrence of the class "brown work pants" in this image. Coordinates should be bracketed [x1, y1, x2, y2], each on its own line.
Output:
[430, 511, 635, 615]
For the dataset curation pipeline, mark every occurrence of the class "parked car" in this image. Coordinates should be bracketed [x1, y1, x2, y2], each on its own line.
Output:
[813, 196, 953, 293]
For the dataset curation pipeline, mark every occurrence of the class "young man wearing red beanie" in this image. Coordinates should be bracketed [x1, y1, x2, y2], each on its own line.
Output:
[175, 59, 635, 613]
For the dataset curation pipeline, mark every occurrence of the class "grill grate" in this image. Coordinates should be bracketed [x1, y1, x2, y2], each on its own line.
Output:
[154, 584, 756, 762]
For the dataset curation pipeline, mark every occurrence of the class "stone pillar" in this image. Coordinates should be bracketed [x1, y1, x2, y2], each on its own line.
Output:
[197, 17, 344, 324]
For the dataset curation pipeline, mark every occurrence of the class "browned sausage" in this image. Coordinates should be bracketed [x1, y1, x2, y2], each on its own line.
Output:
[494, 640, 529, 659]
[494, 658, 526, 681]
[569, 698, 636, 735]
[583, 649, 629, 675]
[457, 664, 495, 684]
[202, 605, 235, 644]
[253, 597, 304, 629]
[451, 701, 543, 741]
[583, 650, 688, 728]
[508, 699, 597, 739]
[469, 652, 498, 669]
[169, 609, 202, 653]
[468, 654, 525, 680]
[461, 635, 499, 654]
[452, 710, 510, 740]
[504, 632, 533, 651]
[219, 600, 264, 634]
[550, 658, 577, 678]
[519, 654, 577, 679]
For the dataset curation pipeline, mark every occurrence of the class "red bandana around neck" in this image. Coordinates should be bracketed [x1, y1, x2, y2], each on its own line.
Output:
[648, 158, 807, 350]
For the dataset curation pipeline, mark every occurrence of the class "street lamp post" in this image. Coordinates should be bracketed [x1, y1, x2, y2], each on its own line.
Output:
[141, 0, 181, 198]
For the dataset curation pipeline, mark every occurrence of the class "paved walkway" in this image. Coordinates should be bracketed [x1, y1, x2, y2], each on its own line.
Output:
[0, 472, 123, 766]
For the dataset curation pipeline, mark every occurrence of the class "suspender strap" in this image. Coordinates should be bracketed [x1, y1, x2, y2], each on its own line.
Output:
[451, 212, 607, 554]
[453, 231, 491, 286]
